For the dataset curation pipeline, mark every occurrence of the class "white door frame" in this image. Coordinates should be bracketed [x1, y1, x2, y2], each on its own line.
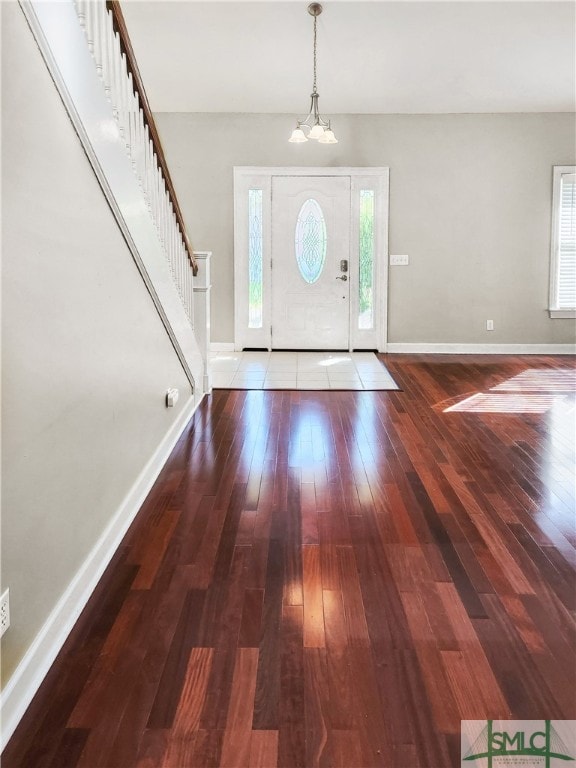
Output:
[233, 167, 389, 352]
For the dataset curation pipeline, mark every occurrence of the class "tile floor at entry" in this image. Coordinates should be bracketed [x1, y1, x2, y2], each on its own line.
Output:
[210, 351, 399, 390]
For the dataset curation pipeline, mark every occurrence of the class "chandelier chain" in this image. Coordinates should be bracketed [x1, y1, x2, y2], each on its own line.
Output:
[313, 14, 317, 93]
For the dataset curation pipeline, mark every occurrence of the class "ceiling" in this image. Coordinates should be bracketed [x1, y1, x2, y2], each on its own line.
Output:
[121, 1, 576, 114]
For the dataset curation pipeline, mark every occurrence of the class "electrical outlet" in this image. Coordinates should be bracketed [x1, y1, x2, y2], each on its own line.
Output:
[166, 388, 179, 407]
[486, 319, 494, 331]
[1, 589, 10, 638]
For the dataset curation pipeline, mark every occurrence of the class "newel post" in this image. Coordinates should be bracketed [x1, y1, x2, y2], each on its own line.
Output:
[193, 251, 212, 393]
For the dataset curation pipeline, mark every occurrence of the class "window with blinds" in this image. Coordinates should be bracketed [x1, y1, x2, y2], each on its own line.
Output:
[550, 167, 576, 317]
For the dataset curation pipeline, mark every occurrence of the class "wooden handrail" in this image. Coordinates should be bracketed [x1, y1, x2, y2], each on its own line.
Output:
[106, 0, 198, 276]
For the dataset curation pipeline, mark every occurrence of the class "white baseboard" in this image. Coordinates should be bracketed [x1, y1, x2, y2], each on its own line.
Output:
[210, 341, 576, 356]
[386, 343, 576, 355]
[0, 394, 201, 751]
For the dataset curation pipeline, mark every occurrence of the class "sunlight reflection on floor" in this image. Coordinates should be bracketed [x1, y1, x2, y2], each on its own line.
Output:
[491, 369, 576, 392]
[444, 365, 575, 414]
[444, 393, 562, 413]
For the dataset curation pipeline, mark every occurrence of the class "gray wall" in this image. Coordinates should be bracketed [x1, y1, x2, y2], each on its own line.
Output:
[1, 3, 192, 683]
[155, 112, 576, 345]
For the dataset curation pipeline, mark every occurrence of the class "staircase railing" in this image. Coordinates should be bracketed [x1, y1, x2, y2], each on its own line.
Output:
[73, 0, 197, 323]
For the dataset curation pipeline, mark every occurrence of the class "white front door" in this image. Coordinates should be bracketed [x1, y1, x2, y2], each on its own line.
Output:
[234, 167, 389, 353]
[271, 176, 351, 350]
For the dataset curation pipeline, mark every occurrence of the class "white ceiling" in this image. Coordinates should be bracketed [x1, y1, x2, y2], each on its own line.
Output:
[121, 1, 576, 114]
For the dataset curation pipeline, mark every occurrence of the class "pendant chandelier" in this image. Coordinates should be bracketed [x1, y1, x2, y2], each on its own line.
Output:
[289, 3, 338, 144]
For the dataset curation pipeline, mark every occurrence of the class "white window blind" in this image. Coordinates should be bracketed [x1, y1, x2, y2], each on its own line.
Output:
[557, 173, 576, 308]
[550, 167, 576, 316]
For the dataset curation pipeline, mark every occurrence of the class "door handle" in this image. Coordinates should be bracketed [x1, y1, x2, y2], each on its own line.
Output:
[335, 275, 348, 281]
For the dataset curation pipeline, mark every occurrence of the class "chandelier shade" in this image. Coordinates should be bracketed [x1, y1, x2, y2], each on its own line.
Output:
[288, 3, 338, 145]
[289, 127, 308, 143]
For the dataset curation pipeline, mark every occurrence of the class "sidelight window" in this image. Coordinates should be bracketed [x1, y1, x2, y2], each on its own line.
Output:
[248, 189, 263, 327]
[359, 190, 375, 329]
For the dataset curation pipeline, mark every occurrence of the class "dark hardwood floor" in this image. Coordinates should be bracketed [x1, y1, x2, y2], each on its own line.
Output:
[3, 355, 575, 768]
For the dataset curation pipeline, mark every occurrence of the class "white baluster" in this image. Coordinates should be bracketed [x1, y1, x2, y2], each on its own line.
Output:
[182, 242, 188, 308]
[85, 0, 95, 54]
[136, 111, 143, 172]
[127, 88, 137, 171]
[175, 221, 180, 281]
[75, 0, 87, 30]
[160, 179, 166, 243]
[149, 153, 155, 218]
[154, 157, 160, 227]
[188, 251, 193, 319]
[135, 105, 144, 184]
[179, 231, 185, 301]
[125, 72, 133, 148]
[174, 225, 180, 294]
[150, 142, 157, 211]
[186, 255, 192, 320]
[183, 245, 189, 311]
[108, 22, 121, 121]
[158, 174, 164, 241]
[107, 22, 118, 116]
[129, 92, 138, 171]
[163, 188, 169, 249]
[164, 189, 170, 252]
[183, 252, 188, 316]
[175, 216, 181, 279]
[141, 128, 147, 197]
[118, 53, 128, 143]
[174, 227, 180, 297]
[170, 206, 177, 276]
[133, 103, 141, 176]
[93, 1, 104, 80]
[147, 139, 155, 208]
[174, 219, 180, 280]
[118, 44, 128, 139]
[151, 162, 157, 228]
[166, 203, 172, 270]
[159, 183, 165, 244]
[133, 100, 141, 174]
[141, 116, 148, 188]
[126, 72, 136, 153]
[162, 189, 167, 248]
[142, 125, 150, 201]
[100, 4, 112, 100]
[190, 261, 194, 320]
[177, 240, 182, 301]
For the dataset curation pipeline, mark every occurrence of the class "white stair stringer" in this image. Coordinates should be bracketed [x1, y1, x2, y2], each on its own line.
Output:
[20, 0, 205, 401]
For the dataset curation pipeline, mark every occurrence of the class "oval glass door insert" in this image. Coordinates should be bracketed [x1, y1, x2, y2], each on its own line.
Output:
[295, 198, 327, 284]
